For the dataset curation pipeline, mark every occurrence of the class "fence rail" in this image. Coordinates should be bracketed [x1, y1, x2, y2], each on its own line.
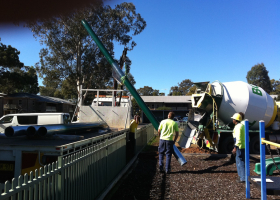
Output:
[0, 124, 155, 200]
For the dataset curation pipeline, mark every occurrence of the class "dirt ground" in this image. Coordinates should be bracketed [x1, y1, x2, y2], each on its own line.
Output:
[106, 136, 280, 200]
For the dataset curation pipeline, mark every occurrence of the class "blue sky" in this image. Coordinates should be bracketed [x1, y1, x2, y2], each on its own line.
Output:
[0, 0, 279, 95]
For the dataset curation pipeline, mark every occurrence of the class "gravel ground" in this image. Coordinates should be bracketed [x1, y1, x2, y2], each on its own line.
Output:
[106, 137, 280, 200]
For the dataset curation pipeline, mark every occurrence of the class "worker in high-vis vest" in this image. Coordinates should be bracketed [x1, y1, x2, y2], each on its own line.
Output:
[230, 112, 245, 163]
[126, 114, 140, 161]
[158, 112, 179, 174]
[231, 113, 245, 183]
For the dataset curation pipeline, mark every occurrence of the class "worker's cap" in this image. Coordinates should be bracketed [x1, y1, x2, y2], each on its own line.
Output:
[231, 113, 242, 121]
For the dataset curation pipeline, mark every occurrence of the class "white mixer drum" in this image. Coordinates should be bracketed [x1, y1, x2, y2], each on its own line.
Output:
[212, 81, 277, 129]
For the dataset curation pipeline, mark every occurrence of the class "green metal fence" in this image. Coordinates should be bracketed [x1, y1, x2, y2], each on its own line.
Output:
[135, 124, 155, 154]
[0, 124, 155, 200]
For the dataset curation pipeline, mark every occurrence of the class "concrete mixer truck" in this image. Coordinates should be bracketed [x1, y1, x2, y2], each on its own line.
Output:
[178, 81, 279, 154]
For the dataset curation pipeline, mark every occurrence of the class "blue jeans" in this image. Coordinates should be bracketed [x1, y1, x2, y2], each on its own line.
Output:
[236, 147, 245, 181]
[158, 139, 174, 171]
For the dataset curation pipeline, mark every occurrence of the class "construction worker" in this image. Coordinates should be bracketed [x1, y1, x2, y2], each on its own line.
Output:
[130, 114, 140, 133]
[158, 112, 179, 174]
[230, 112, 245, 163]
[231, 113, 245, 183]
[126, 114, 140, 161]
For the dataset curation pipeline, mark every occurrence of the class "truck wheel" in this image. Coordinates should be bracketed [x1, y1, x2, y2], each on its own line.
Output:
[220, 136, 234, 154]
[250, 136, 260, 154]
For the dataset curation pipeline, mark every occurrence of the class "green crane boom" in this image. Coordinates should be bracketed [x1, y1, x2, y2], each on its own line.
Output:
[81, 19, 186, 166]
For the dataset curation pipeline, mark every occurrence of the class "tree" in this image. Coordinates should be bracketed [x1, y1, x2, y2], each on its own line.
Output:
[25, 1, 146, 101]
[178, 79, 193, 94]
[270, 79, 280, 95]
[0, 41, 39, 94]
[246, 63, 272, 93]
[187, 85, 197, 95]
[18, 67, 39, 94]
[0, 41, 23, 71]
[169, 86, 181, 96]
[39, 69, 62, 97]
[137, 86, 159, 96]
[169, 79, 193, 96]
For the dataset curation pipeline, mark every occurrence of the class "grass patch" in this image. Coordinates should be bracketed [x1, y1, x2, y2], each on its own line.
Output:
[142, 135, 159, 153]
[147, 135, 158, 146]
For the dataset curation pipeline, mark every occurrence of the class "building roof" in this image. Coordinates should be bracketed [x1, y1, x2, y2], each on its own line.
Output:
[5, 93, 74, 105]
[140, 96, 192, 103]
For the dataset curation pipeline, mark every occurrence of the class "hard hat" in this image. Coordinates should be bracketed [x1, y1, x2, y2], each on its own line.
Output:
[231, 113, 242, 121]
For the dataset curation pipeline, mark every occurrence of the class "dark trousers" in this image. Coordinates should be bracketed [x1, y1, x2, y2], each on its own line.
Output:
[158, 139, 174, 171]
[126, 132, 135, 162]
[236, 147, 245, 181]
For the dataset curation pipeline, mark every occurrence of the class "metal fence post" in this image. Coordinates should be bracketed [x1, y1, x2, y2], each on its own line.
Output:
[259, 120, 267, 200]
[58, 156, 64, 200]
[245, 120, 250, 198]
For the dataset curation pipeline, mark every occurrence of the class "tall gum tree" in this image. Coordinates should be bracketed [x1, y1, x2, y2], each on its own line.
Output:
[246, 63, 272, 94]
[169, 79, 194, 96]
[25, 1, 146, 100]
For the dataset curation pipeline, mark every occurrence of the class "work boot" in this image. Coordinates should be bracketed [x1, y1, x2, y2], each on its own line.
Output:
[236, 178, 245, 183]
[166, 168, 171, 174]
[159, 166, 164, 173]
[229, 154, 236, 163]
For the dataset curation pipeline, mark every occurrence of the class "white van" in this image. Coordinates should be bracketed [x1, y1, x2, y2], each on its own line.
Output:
[92, 97, 130, 107]
[0, 113, 71, 134]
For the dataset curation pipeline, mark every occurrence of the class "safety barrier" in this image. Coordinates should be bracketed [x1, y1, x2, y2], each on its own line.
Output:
[135, 124, 155, 154]
[0, 124, 155, 200]
[245, 120, 280, 200]
[259, 121, 280, 200]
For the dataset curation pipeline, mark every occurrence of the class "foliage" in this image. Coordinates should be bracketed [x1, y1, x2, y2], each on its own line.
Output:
[137, 86, 159, 96]
[0, 41, 23, 71]
[246, 63, 272, 93]
[169, 79, 193, 96]
[187, 85, 197, 95]
[169, 86, 181, 96]
[156, 106, 172, 110]
[0, 41, 39, 94]
[0, 66, 39, 94]
[271, 79, 280, 95]
[25, 1, 146, 100]
[131, 98, 142, 116]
